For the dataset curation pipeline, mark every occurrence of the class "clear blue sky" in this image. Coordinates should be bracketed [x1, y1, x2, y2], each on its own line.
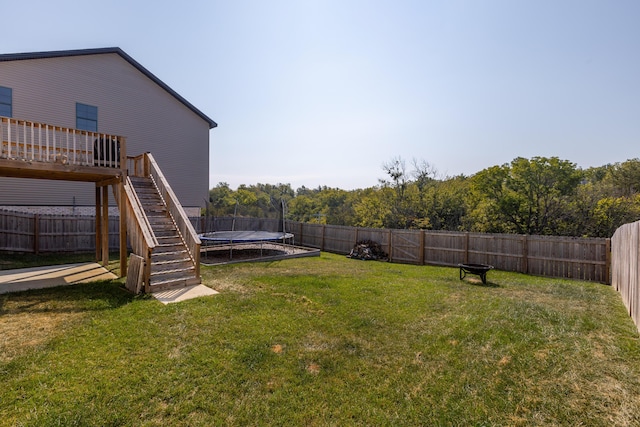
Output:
[3, 0, 639, 190]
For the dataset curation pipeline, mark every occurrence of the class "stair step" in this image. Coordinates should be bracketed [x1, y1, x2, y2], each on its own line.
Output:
[152, 257, 192, 267]
[156, 241, 184, 248]
[145, 209, 169, 215]
[137, 195, 161, 201]
[152, 250, 189, 262]
[154, 249, 188, 258]
[144, 209, 167, 216]
[149, 276, 201, 292]
[149, 223, 176, 230]
[138, 195, 162, 202]
[152, 256, 192, 265]
[155, 243, 187, 251]
[151, 268, 196, 279]
[152, 258, 193, 270]
[148, 223, 174, 230]
[154, 231, 180, 238]
[147, 216, 171, 221]
[157, 235, 183, 243]
[141, 204, 163, 209]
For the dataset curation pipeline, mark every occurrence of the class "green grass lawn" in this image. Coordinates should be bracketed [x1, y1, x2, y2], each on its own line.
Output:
[2, 252, 640, 426]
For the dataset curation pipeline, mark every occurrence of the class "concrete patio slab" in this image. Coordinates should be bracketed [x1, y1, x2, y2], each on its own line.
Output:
[152, 284, 219, 304]
[0, 263, 118, 294]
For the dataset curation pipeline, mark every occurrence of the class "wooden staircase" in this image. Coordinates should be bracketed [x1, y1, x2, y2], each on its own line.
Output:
[128, 175, 200, 292]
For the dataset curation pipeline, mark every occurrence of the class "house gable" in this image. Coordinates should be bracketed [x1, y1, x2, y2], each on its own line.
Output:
[0, 48, 215, 210]
[0, 47, 217, 129]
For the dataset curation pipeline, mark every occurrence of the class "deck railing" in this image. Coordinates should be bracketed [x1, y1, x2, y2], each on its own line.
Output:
[0, 116, 125, 168]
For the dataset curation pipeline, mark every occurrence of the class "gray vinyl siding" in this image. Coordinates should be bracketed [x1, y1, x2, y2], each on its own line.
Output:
[0, 53, 210, 209]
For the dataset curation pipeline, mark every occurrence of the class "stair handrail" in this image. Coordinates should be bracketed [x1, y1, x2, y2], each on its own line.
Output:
[145, 153, 201, 279]
[122, 176, 158, 292]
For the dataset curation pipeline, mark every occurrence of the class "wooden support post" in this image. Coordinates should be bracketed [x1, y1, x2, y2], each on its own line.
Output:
[464, 232, 470, 264]
[144, 152, 150, 177]
[102, 185, 109, 267]
[33, 213, 40, 255]
[118, 137, 128, 277]
[95, 186, 102, 262]
[419, 230, 425, 265]
[119, 181, 127, 278]
[119, 137, 127, 176]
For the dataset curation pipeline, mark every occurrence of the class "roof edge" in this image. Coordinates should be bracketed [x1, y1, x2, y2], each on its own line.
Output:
[0, 47, 218, 129]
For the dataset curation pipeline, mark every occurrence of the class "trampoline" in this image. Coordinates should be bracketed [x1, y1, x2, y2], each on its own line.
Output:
[199, 230, 296, 263]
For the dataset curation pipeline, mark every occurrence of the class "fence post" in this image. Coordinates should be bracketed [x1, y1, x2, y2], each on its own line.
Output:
[419, 230, 425, 265]
[321, 224, 325, 251]
[464, 232, 469, 264]
[388, 229, 393, 262]
[298, 221, 303, 246]
[605, 238, 611, 285]
[95, 187, 102, 262]
[33, 213, 39, 254]
[522, 235, 529, 274]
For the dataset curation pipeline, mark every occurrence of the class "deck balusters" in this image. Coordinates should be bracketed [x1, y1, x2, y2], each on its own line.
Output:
[1, 116, 124, 169]
[45, 124, 50, 162]
[7, 118, 11, 158]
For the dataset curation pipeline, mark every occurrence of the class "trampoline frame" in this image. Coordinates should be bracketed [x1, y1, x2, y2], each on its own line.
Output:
[199, 230, 295, 261]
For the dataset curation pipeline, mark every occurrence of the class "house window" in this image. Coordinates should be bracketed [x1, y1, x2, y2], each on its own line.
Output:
[76, 103, 97, 132]
[0, 86, 12, 117]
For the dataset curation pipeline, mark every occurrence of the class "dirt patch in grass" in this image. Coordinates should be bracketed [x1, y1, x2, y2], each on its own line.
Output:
[0, 295, 85, 362]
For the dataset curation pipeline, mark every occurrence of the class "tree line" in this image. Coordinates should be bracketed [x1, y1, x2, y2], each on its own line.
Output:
[207, 156, 640, 238]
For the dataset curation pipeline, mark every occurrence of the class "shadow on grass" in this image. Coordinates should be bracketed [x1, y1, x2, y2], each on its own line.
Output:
[0, 280, 136, 315]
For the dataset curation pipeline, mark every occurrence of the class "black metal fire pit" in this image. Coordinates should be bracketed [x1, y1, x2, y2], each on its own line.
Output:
[458, 263, 494, 285]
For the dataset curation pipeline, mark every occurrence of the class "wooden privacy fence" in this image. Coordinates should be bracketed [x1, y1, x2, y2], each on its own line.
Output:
[284, 222, 610, 284]
[0, 210, 120, 254]
[193, 217, 610, 284]
[611, 220, 640, 332]
[1, 211, 611, 284]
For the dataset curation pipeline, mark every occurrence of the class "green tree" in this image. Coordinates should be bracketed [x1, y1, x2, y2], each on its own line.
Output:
[470, 157, 581, 235]
[208, 182, 237, 216]
[353, 188, 392, 228]
[608, 158, 640, 197]
[422, 175, 469, 231]
[590, 195, 640, 237]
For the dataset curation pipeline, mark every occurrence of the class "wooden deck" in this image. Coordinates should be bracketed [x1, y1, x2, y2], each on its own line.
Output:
[0, 156, 124, 183]
[1, 116, 128, 278]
